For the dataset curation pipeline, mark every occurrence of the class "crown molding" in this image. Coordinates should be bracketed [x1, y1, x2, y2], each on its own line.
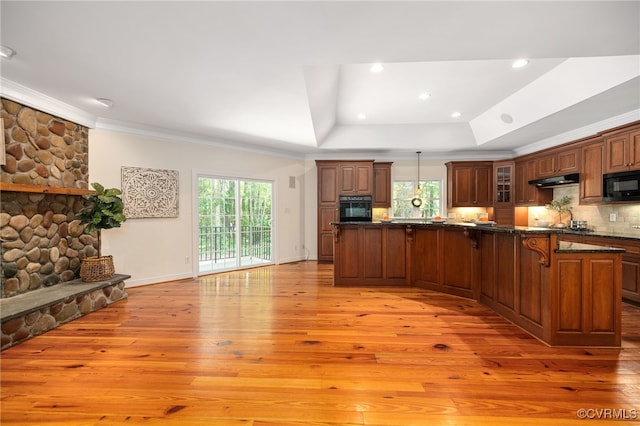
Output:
[514, 109, 640, 157]
[0, 78, 97, 128]
[94, 118, 307, 161]
[305, 150, 514, 162]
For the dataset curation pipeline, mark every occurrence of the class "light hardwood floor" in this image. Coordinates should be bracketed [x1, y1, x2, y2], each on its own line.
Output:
[2, 261, 639, 425]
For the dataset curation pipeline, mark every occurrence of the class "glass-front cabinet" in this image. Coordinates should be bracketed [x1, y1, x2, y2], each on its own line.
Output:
[494, 161, 513, 205]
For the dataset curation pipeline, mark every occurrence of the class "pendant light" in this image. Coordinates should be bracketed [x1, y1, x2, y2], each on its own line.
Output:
[411, 151, 423, 207]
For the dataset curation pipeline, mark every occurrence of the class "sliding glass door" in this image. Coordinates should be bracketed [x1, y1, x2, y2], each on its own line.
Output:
[197, 176, 273, 275]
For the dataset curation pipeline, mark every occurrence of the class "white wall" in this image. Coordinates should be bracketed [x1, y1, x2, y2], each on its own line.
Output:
[388, 158, 447, 187]
[88, 129, 306, 286]
[303, 159, 318, 260]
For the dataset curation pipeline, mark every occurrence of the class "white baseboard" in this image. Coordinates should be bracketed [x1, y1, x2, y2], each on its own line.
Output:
[123, 257, 314, 288]
[277, 255, 308, 264]
[124, 272, 194, 288]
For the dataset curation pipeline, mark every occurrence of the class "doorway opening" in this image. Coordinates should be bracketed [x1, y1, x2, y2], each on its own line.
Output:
[197, 176, 273, 274]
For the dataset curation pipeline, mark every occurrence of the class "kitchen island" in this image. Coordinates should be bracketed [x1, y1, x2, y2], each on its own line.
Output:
[332, 221, 624, 347]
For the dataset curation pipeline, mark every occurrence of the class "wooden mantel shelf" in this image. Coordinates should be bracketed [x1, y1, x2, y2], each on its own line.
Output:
[0, 182, 94, 195]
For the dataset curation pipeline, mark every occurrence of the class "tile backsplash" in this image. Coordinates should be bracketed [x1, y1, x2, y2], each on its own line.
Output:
[527, 185, 640, 235]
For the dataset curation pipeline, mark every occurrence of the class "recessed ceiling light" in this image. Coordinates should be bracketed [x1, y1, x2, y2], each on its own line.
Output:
[96, 98, 114, 108]
[512, 59, 529, 69]
[0, 45, 15, 59]
[418, 92, 431, 100]
[357, 113, 367, 120]
[451, 112, 462, 118]
[370, 63, 384, 73]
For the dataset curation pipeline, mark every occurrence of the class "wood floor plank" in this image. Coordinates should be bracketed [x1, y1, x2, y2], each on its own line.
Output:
[2, 261, 639, 425]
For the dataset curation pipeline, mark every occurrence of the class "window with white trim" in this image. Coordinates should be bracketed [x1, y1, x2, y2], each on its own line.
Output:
[392, 180, 442, 218]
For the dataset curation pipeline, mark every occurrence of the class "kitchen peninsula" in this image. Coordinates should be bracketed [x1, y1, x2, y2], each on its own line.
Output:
[332, 221, 624, 347]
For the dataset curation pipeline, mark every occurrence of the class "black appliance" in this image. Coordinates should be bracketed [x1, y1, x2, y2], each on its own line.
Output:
[603, 170, 640, 202]
[339, 195, 372, 222]
[528, 173, 580, 188]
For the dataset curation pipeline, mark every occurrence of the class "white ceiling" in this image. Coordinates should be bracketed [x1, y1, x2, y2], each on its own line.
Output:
[1, 1, 639, 159]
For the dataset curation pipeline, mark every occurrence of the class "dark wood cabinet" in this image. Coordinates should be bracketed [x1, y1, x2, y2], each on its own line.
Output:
[622, 251, 640, 305]
[515, 159, 534, 205]
[551, 252, 621, 347]
[412, 226, 441, 286]
[492, 206, 515, 225]
[461, 230, 622, 347]
[535, 146, 580, 178]
[335, 224, 624, 347]
[413, 226, 478, 300]
[440, 227, 478, 299]
[491, 161, 515, 225]
[480, 232, 544, 339]
[514, 158, 553, 206]
[318, 163, 339, 204]
[333, 224, 409, 286]
[560, 234, 640, 305]
[603, 127, 640, 173]
[373, 162, 392, 207]
[579, 138, 604, 205]
[493, 161, 514, 205]
[318, 206, 338, 261]
[446, 161, 492, 208]
[585, 237, 640, 305]
[316, 161, 340, 262]
[495, 234, 519, 315]
[316, 160, 381, 262]
[339, 162, 373, 194]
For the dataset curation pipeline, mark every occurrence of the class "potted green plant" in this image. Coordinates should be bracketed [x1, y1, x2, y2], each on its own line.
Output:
[76, 182, 127, 281]
[545, 195, 572, 228]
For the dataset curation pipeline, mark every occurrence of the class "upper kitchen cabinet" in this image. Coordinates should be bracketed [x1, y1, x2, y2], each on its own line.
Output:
[373, 162, 393, 207]
[493, 161, 514, 206]
[446, 161, 492, 208]
[603, 126, 640, 173]
[492, 160, 515, 226]
[535, 145, 580, 178]
[579, 138, 605, 205]
[514, 157, 553, 206]
[317, 162, 340, 205]
[339, 161, 374, 194]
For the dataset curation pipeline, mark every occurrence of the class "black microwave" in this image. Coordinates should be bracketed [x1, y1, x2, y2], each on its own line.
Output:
[603, 170, 640, 202]
[339, 195, 372, 222]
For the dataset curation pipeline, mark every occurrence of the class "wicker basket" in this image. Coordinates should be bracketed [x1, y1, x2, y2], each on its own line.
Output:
[80, 255, 115, 282]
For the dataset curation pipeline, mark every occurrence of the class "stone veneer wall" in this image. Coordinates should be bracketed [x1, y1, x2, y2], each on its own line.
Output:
[1, 193, 98, 297]
[1, 279, 127, 349]
[1, 98, 89, 188]
[1, 98, 96, 298]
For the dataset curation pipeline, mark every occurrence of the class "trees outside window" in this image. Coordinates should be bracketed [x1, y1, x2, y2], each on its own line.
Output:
[198, 176, 273, 274]
[392, 180, 442, 218]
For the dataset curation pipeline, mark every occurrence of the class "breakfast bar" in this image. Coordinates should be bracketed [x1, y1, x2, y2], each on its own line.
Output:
[332, 221, 625, 347]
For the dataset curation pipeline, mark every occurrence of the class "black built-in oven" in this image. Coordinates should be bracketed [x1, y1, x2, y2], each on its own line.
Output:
[339, 195, 372, 222]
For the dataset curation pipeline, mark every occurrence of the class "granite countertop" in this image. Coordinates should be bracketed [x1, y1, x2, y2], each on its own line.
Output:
[556, 240, 626, 253]
[562, 229, 640, 241]
[332, 221, 640, 241]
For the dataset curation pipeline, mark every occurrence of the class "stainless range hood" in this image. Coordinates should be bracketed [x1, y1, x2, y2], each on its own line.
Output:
[528, 173, 580, 187]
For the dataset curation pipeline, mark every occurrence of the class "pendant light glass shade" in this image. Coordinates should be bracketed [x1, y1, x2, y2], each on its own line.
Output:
[411, 151, 423, 207]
